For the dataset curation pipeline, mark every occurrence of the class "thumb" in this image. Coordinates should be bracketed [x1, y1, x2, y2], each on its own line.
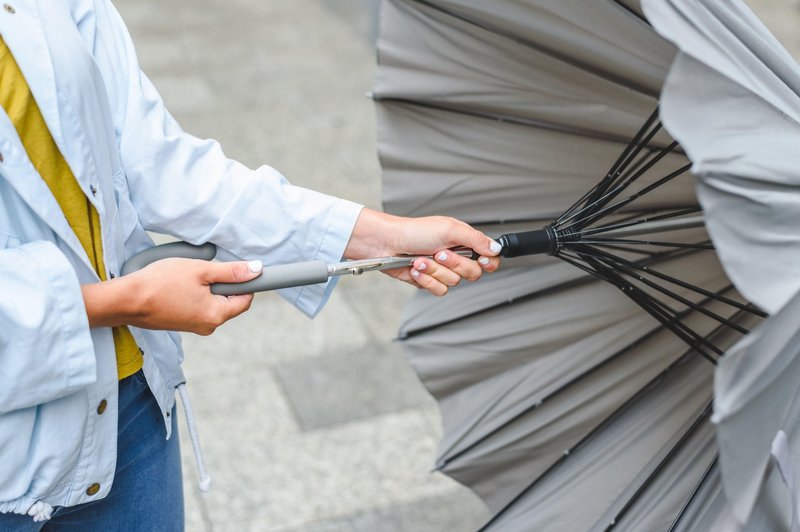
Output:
[455, 223, 503, 258]
[202, 260, 263, 284]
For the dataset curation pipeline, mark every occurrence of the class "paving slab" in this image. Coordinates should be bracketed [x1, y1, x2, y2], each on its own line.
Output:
[186, 408, 465, 531]
[276, 490, 488, 532]
[274, 341, 431, 430]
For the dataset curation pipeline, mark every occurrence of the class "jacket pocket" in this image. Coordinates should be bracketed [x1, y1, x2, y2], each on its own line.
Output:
[0, 393, 88, 503]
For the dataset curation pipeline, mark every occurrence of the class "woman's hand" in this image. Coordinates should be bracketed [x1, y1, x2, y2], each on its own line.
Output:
[81, 258, 262, 335]
[344, 208, 501, 296]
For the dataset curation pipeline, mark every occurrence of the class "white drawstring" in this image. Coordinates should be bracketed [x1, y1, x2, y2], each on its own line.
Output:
[26, 501, 53, 522]
[177, 383, 212, 492]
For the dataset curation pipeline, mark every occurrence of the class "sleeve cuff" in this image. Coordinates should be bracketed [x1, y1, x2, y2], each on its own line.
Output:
[283, 200, 364, 318]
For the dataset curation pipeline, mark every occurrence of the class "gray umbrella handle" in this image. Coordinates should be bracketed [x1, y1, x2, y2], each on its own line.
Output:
[121, 241, 330, 295]
[210, 261, 329, 295]
[120, 241, 218, 276]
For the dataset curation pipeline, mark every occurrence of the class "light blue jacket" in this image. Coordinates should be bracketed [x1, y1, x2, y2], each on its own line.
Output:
[0, 0, 362, 519]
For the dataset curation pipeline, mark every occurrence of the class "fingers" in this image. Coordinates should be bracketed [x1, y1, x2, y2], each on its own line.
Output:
[476, 255, 501, 273]
[409, 263, 450, 296]
[408, 250, 494, 297]
[217, 293, 255, 321]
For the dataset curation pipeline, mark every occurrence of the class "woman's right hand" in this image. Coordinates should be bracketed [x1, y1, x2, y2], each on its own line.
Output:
[81, 258, 262, 335]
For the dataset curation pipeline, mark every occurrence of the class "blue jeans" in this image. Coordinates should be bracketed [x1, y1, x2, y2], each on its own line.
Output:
[0, 370, 184, 531]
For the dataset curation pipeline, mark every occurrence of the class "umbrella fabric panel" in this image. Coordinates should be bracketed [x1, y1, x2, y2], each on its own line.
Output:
[643, 0, 800, 315]
[599, 414, 717, 532]
[374, 0, 671, 141]
[424, 327, 697, 513]
[670, 463, 792, 532]
[713, 289, 800, 526]
[378, 102, 694, 222]
[378, 0, 675, 97]
[400, 253, 735, 513]
[485, 355, 714, 531]
[643, 0, 800, 122]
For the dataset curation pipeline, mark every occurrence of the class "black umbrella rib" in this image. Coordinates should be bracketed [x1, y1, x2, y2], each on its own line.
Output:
[477, 305, 741, 531]
[399, 0, 661, 98]
[599, 206, 700, 227]
[437, 295, 706, 470]
[564, 250, 724, 359]
[579, 248, 752, 335]
[613, 308, 749, 531]
[560, 252, 722, 364]
[579, 118, 667, 217]
[435, 248, 738, 465]
[477, 342, 716, 531]
[562, 157, 690, 233]
[376, 96, 668, 147]
[582, 242, 658, 256]
[556, 108, 664, 226]
[578, 246, 767, 318]
[580, 238, 715, 250]
[667, 454, 720, 532]
[578, 206, 702, 238]
[601, 402, 714, 532]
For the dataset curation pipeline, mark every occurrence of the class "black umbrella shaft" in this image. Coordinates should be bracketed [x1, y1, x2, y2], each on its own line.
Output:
[497, 227, 557, 257]
[497, 216, 705, 258]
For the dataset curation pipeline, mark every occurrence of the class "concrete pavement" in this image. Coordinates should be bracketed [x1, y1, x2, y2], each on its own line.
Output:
[112, 0, 800, 530]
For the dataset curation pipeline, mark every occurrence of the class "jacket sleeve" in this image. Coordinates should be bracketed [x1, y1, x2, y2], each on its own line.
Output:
[86, 0, 363, 318]
[0, 241, 96, 414]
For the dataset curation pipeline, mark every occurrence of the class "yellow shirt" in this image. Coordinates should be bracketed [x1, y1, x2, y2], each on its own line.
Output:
[0, 37, 142, 380]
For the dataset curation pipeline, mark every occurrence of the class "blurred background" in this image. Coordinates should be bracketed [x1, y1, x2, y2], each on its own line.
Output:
[113, 1, 800, 531]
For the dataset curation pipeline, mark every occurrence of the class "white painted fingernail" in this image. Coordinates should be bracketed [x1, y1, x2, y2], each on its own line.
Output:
[411, 269, 420, 278]
[417, 262, 427, 271]
[479, 257, 490, 266]
[247, 260, 263, 273]
[437, 252, 448, 262]
[489, 240, 502, 254]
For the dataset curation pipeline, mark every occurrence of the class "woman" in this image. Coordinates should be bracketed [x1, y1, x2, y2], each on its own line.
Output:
[0, 0, 500, 529]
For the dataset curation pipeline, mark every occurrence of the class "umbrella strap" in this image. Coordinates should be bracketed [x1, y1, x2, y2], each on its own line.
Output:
[771, 430, 799, 532]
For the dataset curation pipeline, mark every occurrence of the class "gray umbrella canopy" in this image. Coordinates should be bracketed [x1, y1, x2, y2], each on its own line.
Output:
[643, 0, 800, 529]
[374, 1, 784, 530]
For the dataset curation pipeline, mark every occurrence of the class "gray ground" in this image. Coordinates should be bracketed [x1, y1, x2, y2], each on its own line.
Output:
[113, 1, 800, 531]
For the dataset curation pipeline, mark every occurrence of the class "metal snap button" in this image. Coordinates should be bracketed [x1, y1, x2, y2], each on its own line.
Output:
[3, 4, 15, 14]
[97, 399, 107, 415]
[86, 483, 100, 496]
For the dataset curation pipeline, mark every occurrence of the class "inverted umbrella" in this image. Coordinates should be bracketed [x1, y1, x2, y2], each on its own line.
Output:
[373, 0, 778, 530]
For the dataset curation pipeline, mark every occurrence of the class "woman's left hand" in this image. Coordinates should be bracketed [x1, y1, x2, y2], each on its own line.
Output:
[343, 208, 501, 296]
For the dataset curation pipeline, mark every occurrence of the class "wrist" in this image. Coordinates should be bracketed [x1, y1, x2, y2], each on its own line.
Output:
[81, 275, 145, 328]
[343, 208, 403, 259]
